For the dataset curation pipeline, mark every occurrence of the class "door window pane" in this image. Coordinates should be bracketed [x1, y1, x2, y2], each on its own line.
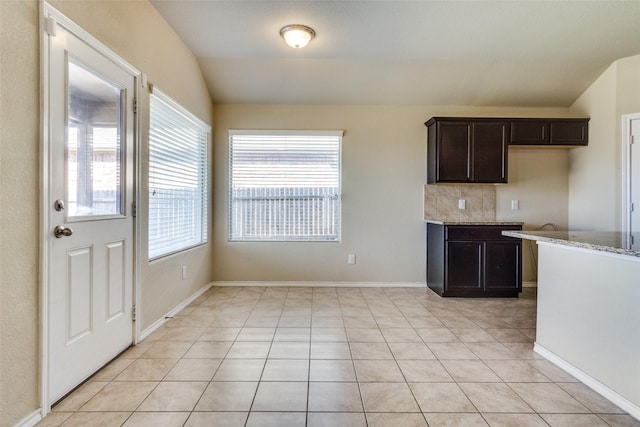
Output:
[67, 59, 123, 217]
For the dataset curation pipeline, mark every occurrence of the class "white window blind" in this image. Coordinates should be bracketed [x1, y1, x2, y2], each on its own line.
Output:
[229, 130, 342, 241]
[149, 89, 210, 260]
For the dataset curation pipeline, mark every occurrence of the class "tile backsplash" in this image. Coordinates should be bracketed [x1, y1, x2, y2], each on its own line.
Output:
[424, 184, 496, 222]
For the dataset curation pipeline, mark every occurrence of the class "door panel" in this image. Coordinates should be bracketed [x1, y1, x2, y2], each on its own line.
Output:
[106, 240, 126, 321]
[48, 21, 135, 402]
[66, 246, 93, 343]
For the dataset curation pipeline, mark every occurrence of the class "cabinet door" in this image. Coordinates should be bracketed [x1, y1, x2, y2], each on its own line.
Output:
[446, 241, 482, 294]
[473, 122, 508, 183]
[437, 121, 472, 182]
[510, 120, 549, 145]
[550, 121, 588, 145]
[484, 241, 521, 293]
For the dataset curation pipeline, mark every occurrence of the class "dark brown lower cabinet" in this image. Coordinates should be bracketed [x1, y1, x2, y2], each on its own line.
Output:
[427, 223, 522, 297]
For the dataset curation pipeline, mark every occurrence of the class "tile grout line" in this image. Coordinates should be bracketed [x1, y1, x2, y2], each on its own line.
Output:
[180, 286, 235, 425]
[341, 287, 368, 426]
[380, 287, 430, 425]
[244, 286, 284, 426]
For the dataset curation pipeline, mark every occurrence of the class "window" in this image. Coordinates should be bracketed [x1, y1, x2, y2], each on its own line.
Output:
[148, 89, 210, 260]
[229, 130, 342, 242]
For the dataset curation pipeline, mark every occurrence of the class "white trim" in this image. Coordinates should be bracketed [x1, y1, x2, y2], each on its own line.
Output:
[152, 88, 211, 132]
[622, 113, 640, 240]
[40, 1, 141, 415]
[534, 343, 640, 421]
[138, 282, 213, 341]
[42, 4, 139, 75]
[537, 241, 640, 263]
[522, 281, 537, 288]
[229, 129, 344, 137]
[39, 0, 51, 415]
[133, 62, 144, 346]
[139, 316, 169, 343]
[212, 281, 427, 288]
[13, 410, 42, 427]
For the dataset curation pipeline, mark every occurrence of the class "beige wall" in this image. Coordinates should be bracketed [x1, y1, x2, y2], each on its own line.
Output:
[499, 147, 571, 281]
[212, 105, 573, 285]
[568, 63, 618, 230]
[0, 1, 213, 425]
[0, 2, 41, 425]
[569, 55, 640, 230]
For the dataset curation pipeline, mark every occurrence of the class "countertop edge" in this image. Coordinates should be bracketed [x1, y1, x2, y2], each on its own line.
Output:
[425, 220, 524, 226]
[502, 231, 640, 258]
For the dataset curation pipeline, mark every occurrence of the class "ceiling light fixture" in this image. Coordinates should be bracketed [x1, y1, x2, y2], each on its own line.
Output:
[279, 24, 315, 49]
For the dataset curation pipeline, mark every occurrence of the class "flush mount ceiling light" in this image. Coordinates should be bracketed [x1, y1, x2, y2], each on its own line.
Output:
[279, 24, 316, 49]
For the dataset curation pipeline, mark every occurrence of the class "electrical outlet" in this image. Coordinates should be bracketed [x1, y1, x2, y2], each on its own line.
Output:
[458, 199, 466, 210]
[182, 265, 187, 280]
[348, 254, 356, 265]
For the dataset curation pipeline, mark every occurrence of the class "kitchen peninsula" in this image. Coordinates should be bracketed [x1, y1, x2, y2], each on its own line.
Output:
[503, 230, 640, 420]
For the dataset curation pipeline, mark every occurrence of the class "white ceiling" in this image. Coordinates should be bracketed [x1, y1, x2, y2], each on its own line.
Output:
[150, 0, 640, 106]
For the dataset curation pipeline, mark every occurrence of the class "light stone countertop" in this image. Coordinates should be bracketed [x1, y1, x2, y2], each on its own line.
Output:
[502, 230, 640, 258]
[425, 219, 524, 226]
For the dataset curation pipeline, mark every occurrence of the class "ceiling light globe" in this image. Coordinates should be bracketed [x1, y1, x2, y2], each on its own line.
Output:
[280, 24, 315, 49]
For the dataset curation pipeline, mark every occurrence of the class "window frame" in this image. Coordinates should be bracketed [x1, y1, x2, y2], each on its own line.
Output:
[148, 88, 210, 260]
[228, 129, 343, 243]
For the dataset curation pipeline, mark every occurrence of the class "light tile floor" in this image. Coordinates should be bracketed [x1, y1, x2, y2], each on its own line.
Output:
[38, 286, 640, 427]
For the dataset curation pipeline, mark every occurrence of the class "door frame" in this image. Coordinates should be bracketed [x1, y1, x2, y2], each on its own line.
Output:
[621, 113, 640, 240]
[40, 2, 142, 415]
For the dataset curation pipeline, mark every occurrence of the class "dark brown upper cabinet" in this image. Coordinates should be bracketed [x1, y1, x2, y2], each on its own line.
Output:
[426, 118, 508, 184]
[510, 120, 548, 144]
[510, 118, 589, 146]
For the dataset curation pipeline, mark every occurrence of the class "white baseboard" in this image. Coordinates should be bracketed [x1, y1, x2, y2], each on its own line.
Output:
[138, 282, 213, 342]
[13, 409, 42, 427]
[534, 343, 640, 421]
[523, 281, 538, 288]
[211, 281, 427, 288]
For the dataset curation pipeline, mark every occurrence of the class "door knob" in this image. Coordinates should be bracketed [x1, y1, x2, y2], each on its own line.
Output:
[54, 225, 73, 238]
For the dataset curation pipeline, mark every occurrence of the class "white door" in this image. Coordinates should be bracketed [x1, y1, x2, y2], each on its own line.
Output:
[47, 22, 136, 402]
[631, 118, 640, 251]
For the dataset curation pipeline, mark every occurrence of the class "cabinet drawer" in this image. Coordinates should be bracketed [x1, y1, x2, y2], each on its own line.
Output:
[445, 225, 521, 241]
